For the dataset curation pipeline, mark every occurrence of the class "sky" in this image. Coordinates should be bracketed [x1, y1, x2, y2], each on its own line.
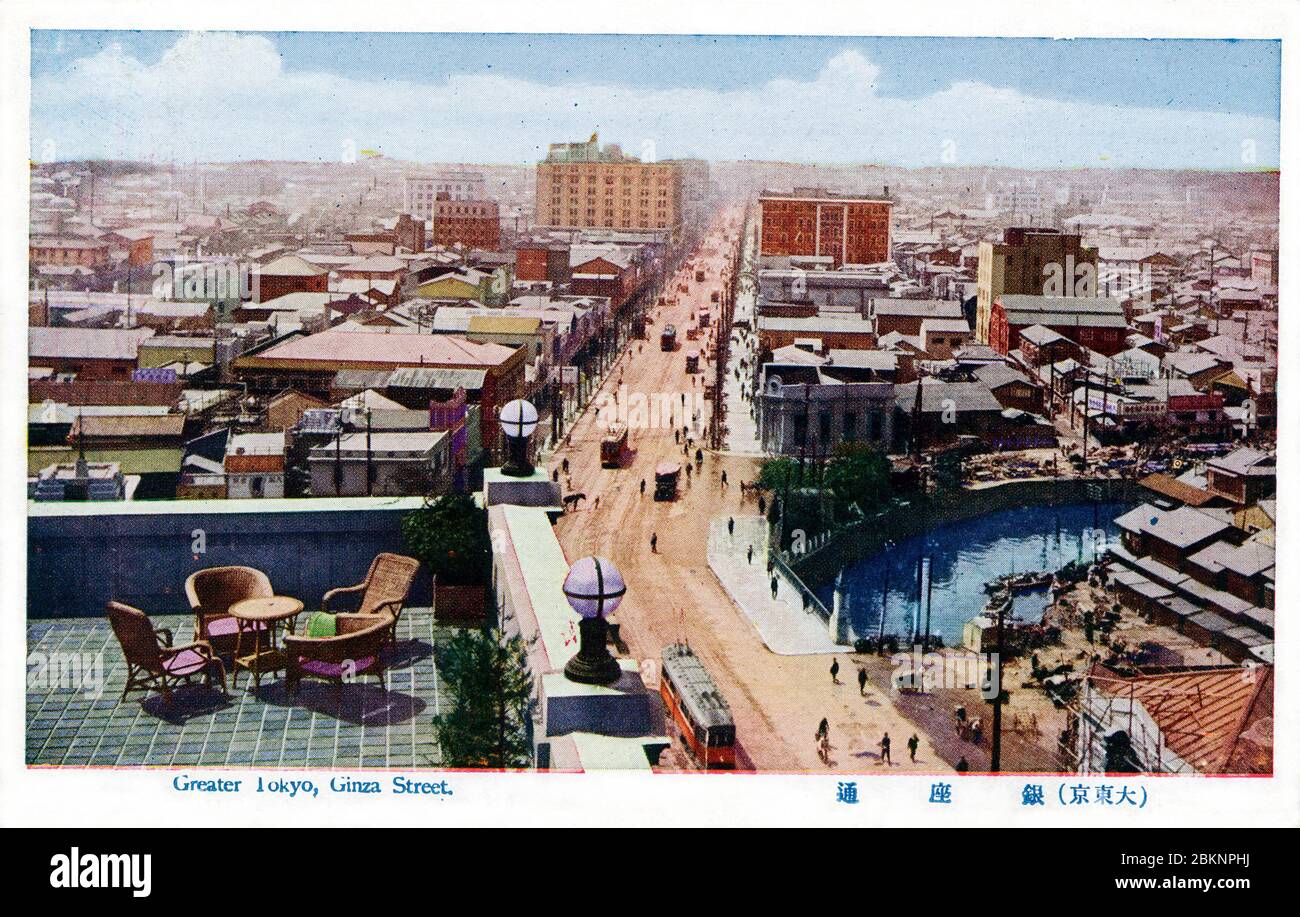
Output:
[29, 31, 1282, 169]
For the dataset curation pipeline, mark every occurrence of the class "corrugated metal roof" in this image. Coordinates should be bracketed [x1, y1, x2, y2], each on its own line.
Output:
[385, 366, 488, 390]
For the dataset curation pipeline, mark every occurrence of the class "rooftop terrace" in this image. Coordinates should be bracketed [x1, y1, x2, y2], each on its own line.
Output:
[27, 610, 449, 768]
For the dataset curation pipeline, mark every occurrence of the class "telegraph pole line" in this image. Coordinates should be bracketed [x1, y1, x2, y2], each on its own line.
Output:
[990, 596, 1005, 772]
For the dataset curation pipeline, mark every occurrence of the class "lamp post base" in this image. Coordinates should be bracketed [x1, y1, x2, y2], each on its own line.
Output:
[499, 435, 534, 478]
[563, 617, 622, 685]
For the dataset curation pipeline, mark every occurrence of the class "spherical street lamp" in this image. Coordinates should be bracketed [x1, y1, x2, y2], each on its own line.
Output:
[561, 556, 625, 685]
[498, 398, 538, 477]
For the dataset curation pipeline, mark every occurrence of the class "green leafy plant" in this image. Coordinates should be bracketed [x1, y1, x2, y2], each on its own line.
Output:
[401, 493, 490, 587]
[824, 442, 893, 514]
[432, 627, 534, 768]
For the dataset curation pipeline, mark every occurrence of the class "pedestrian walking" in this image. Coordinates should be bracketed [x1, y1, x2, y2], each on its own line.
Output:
[675, 429, 680, 444]
[758, 495, 766, 515]
[857, 667, 868, 695]
[830, 658, 840, 684]
[727, 516, 735, 537]
[770, 576, 779, 599]
[816, 717, 829, 740]
[561, 458, 570, 475]
[879, 732, 892, 765]
[720, 469, 728, 488]
[747, 544, 753, 565]
[593, 495, 600, 510]
[640, 478, 646, 496]
[650, 532, 658, 553]
[907, 733, 920, 762]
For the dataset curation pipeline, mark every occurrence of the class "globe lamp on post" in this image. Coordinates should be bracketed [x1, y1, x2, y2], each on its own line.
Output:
[562, 556, 625, 685]
[498, 398, 538, 478]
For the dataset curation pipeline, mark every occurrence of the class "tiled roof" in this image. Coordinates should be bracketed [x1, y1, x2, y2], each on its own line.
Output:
[1092, 666, 1273, 774]
[29, 326, 155, 361]
[1208, 447, 1274, 477]
[1114, 503, 1232, 548]
[1138, 473, 1215, 507]
[254, 254, 328, 277]
[894, 379, 1002, 414]
[71, 413, 186, 439]
[240, 330, 517, 368]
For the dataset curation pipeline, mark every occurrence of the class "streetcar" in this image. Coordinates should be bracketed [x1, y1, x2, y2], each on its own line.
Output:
[660, 644, 736, 769]
[600, 422, 628, 468]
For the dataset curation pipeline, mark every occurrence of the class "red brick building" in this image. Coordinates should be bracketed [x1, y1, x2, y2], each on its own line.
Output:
[758, 189, 892, 268]
[433, 194, 500, 250]
[100, 228, 156, 267]
[989, 294, 1128, 357]
[515, 242, 571, 284]
[345, 213, 425, 255]
[30, 236, 110, 270]
[570, 254, 637, 308]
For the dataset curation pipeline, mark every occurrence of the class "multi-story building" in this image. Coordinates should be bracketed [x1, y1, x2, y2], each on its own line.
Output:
[664, 158, 711, 224]
[29, 236, 110, 270]
[224, 432, 286, 499]
[758, 372, 895, 458]
[758, 189, 892, 269]
[432, 195, 501, 250]
[515, 242, 572, 284]
[308, 431, 452, 497]
[534, 134, 682, 237]
[404, 172, 487, 221]
[988, 294, 1128, 357]
[975, 227, 1098, 343]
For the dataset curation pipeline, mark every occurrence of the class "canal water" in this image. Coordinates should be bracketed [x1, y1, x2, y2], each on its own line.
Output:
[816, 501, 1135, 645]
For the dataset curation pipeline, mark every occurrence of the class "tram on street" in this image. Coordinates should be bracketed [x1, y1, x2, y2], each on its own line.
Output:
[660, 644, 736, 769]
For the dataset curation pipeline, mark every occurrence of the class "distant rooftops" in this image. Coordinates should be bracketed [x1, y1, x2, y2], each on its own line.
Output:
[760, 187, 893, 204]
[239, 330, 518, 369]
[29, 326, 155, 361]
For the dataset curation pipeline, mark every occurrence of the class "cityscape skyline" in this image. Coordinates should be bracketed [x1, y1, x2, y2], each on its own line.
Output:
[31, 31, 1282, 169]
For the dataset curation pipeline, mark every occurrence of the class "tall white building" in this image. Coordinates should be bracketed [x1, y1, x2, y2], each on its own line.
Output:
[404, 172, 487, 221]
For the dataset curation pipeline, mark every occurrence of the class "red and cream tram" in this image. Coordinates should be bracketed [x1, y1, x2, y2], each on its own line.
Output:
[660, 644, 736, 769]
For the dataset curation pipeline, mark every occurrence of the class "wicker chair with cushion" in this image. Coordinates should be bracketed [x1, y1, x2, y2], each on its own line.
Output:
[321, 553, 420, 647]
[108, 601, 227, 705]
[184, 566, 274, 655]
[284, 613, 393, 696]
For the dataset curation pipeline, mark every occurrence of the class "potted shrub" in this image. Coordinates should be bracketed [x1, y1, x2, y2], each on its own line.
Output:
[401, 494, 491, 622]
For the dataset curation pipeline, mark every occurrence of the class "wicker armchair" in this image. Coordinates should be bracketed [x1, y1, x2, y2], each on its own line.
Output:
[321, 553, 420, 646]
[185, 566, 274, 655]
[108, 601, 227, 705]
[284, 613, 393, 696]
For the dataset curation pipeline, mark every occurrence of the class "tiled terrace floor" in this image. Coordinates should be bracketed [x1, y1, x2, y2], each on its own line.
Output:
[27, 610, 451, 768]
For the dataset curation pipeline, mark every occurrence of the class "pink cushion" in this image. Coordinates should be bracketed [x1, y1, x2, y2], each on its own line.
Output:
[207, 617, 267, 637]
[298, 656, 376, 678]
[163, 648, 210, 676]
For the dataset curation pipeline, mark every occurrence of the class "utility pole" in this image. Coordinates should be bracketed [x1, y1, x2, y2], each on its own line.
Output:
[333, 419, 343, 496]
[990, 596, 1005, 773]
[365, 407, 373, 496]
[923, 555, 934, 654]
[1082, 367, 1092, 468]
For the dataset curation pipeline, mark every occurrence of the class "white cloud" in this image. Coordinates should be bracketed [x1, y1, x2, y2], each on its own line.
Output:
[31, 33, 1279, 169]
